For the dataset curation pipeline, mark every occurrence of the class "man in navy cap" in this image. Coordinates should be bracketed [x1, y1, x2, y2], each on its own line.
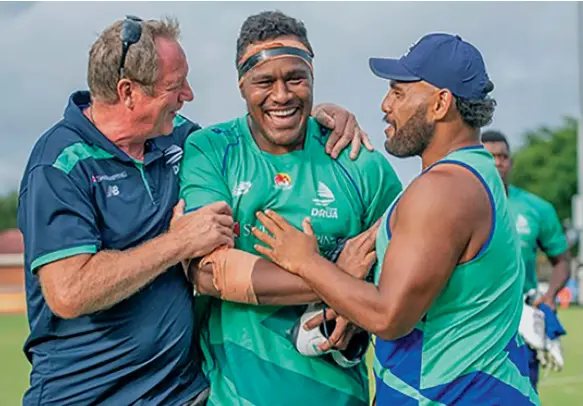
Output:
[251, 33, 540, 404]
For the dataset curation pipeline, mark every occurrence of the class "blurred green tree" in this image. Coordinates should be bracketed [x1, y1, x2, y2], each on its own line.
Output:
[0, 191, 18, 231]
[510, 117, 577, 221]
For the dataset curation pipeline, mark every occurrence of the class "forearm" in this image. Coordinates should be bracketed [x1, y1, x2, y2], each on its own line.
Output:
[53, 233, 183, 317]
[193, 258, 319, 305]
[298, 255, 400, 338]
[546, 258, 570, 298]
[251, 258, 319, 305]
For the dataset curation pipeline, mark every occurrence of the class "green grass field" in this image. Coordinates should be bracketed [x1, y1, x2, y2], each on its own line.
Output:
[1, 308, 582, 405]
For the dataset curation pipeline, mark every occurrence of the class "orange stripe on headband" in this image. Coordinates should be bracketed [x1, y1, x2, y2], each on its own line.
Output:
[237, 39, 313, 87]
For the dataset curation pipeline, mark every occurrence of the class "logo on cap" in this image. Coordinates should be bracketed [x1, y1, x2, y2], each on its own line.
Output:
[403, 39, 420, 57]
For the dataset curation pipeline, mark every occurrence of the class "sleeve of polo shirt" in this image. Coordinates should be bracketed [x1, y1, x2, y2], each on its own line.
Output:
[538, 201, 568, 257]
[24, 165, 101, 273]
[179, 130, 232, 213]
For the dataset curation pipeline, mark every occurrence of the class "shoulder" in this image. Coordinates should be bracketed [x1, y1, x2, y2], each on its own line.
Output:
[349, 148, 399, 179]
[184, 116, 243, 152]
[169, 114, 202, 146]
[25, 121, 90, 176]
[308, 118, 400, 179]
[401, 164, 489, 222]
[510, 185, 556, 214]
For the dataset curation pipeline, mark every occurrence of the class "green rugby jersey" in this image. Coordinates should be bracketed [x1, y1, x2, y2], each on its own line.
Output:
[373, 146, 539, 405]
[507, 185, 568, 294]
[179, 115, 402, 406]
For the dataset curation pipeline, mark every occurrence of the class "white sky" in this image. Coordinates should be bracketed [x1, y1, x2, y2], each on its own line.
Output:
[0, 1, 578, 194]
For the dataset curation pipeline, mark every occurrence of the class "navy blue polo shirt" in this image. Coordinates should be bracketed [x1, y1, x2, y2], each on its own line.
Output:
[18, 91, 208, 405]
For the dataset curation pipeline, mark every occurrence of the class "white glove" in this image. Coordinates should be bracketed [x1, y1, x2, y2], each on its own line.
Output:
[519, 298, 566, 373]
[291, 303, 331, 357]
[543, 337, 565, 372]
[290, 303, 369, 368]
[519, 303, 546, 351]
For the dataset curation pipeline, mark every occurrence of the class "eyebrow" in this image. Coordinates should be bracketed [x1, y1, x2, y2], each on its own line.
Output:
[251, 73, 274, 82]
[389, 80, 402, 91]
[251, 67, 309, 82]
[284, 68, 309, 78]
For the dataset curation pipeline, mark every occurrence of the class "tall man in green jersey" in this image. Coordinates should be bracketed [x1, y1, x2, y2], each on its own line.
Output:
[178, 11, 402, 406]
[254, 33, 540, 405]
[482, 130, 570, 389]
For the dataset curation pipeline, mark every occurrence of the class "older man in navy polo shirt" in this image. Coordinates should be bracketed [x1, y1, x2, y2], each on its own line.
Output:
[18, 16, 371, 406]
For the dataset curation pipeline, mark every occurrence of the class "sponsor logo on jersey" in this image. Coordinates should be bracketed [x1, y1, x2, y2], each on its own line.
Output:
[232, 181, 252, 196]
[311, 182, 338, 219]
[241, 223, 338, 248]
[516, 214, 531, 235]
[274, 173, 292, 190]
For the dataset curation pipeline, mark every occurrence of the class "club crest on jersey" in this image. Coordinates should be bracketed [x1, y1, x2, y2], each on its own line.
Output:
[311, 182, 338, 219]
[274, 173, 292, 190]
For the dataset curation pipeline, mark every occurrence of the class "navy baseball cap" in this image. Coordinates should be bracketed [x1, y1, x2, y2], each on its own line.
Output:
[369, 33, 492, 100]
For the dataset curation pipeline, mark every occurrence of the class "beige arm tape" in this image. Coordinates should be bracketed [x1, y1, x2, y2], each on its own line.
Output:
[199, 247, 259, 304]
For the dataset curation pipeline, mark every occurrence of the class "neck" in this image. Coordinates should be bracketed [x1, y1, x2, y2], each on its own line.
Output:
[420, 124, 480, 170]
[247, 116, 306, 155]
[84, 101, 146, 161]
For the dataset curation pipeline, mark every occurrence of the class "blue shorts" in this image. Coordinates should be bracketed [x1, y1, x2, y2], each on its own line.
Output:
[527, 346, 539, 391]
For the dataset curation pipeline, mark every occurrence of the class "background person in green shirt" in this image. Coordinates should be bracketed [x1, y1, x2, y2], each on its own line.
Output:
[482, 130, 570, 390]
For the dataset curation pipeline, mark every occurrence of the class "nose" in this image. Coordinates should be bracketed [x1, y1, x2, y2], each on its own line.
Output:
[181, 79, 194, 103]
[271, 79, 293, 104]
[381, 91, 392, 115]
[493, 155, 504, 168]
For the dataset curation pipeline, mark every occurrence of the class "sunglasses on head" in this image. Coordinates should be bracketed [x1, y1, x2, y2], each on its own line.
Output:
[119, 15, 143, 79]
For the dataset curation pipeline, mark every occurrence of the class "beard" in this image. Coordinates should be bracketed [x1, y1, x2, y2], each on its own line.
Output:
[384, 103, 435, 158]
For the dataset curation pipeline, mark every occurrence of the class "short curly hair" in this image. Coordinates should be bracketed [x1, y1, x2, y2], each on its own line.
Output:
[454, 80, 497, 129]
[455, 96, 497, 129]
[235, 10, 314, 65]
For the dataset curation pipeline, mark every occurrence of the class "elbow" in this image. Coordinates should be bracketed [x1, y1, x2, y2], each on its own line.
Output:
[38, 259, 92, 319]
[376, 326, 413, 342]
[45, 291, 84, 319]
[371, 308, 414, 341]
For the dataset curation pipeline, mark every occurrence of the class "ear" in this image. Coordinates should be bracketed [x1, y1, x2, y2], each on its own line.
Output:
[430, 89, 454, 121]
[116, 79, 135, 109]
[239, 81, 248, 101]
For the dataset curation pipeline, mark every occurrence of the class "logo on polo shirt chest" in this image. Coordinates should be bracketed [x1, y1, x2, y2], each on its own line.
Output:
[106, 185, 120, 197]
[91, 171, 127, 198]
[91, 171, 128, 183]
[163, 144, 183, 175]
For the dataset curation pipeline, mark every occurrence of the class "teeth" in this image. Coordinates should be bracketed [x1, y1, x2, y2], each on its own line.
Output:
[269, 108, 297, 117]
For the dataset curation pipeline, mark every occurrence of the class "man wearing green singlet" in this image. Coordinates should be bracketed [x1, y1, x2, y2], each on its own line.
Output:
[178, 10, 402, 406]
[253, 33, 540, 405]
